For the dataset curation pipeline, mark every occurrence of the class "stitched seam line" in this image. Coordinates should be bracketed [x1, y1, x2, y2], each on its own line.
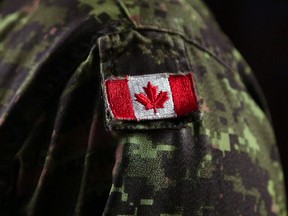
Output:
[116, 0, 234, 72]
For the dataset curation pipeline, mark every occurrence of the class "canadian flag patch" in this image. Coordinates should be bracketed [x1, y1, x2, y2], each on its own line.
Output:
[104, 72, 198, 121]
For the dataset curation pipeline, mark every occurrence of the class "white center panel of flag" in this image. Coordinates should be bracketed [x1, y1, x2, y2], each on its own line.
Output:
[127, 73, 177, 120]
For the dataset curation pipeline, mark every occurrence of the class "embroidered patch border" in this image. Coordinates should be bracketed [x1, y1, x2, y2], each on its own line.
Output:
[104, 72, 198, 121]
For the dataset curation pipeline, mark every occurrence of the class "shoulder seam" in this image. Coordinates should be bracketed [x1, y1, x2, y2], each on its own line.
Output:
[135, 26, 234, 72]
[116, 0, 234, 72]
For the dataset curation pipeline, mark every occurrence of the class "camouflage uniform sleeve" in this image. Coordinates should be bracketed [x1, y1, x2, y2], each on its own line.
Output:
[95, 0, 287, 215]
[0, 0, 286, 215]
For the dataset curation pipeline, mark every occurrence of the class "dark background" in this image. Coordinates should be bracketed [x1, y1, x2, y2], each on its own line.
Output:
[204, 0, 288, 194]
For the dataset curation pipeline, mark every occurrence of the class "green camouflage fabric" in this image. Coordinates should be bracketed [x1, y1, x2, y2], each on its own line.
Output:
[0, 0, 286, 215]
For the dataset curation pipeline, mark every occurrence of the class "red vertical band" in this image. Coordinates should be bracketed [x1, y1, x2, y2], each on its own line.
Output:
[169, 73, 198, 116]
[105, 79, 136, 120]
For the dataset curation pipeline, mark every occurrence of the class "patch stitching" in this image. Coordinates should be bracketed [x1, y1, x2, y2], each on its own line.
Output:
[104, 72, 198, 121]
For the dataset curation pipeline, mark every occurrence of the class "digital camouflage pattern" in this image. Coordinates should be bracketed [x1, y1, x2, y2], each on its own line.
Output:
[0, 0, 286, 215]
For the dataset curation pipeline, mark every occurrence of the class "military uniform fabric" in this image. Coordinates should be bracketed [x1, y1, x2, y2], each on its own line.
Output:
[0, 0, 286, 215]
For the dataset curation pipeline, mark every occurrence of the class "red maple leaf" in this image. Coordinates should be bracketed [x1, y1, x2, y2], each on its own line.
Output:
[134, 82, 169, 114]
